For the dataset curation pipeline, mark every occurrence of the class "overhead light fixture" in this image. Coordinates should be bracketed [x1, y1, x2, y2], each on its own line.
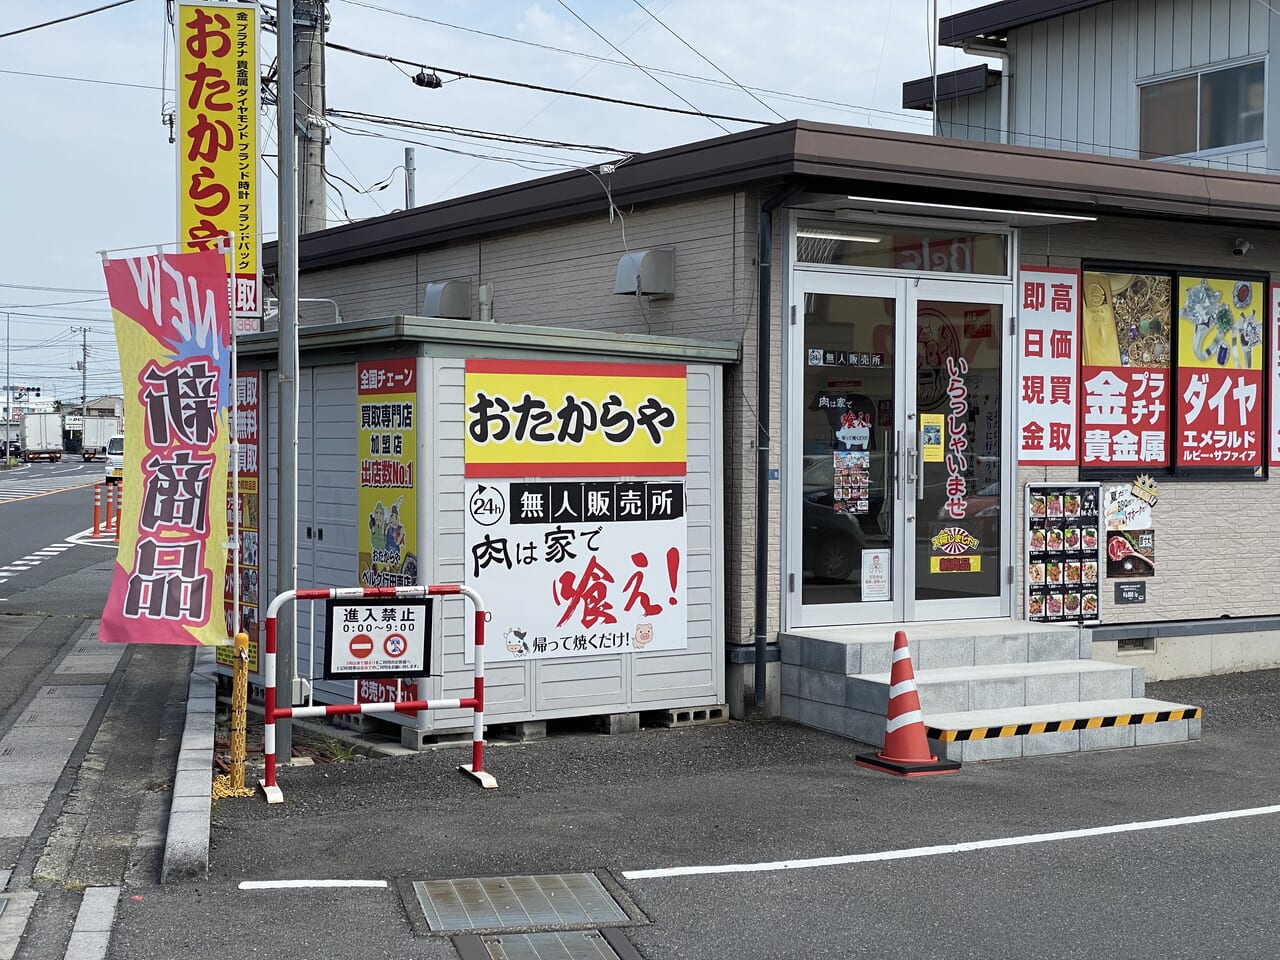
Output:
[796, 229, 882, 243]
[412, 69, 443, 89]
[843, 196, 1097, 222]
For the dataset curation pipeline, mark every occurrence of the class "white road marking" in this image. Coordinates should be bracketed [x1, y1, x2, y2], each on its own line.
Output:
[238, 880, 388, 890]
[621, 803, 1280, 880]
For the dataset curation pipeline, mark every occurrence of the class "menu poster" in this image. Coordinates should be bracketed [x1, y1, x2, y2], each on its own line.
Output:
[1271, 284, 1280, 467]
[1018, 267, 1080, 465]
[1026, 482, 1102, 625]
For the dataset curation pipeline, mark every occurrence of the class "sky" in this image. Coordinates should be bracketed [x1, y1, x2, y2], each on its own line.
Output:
[0, 0, 990, 405]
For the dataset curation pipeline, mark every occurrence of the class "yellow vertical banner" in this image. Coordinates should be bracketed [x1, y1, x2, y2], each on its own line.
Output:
[357, 360, 419, 587]
[177, 0, 261, 327]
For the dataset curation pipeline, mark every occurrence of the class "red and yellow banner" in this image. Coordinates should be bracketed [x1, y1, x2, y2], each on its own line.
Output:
[177, 0, 260, 326]
[358, 360, 418, 588]
[100, 249, 232, 645]
[464, 360, 687, 477]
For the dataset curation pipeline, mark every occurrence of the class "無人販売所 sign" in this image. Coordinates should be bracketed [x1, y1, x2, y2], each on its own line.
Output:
[324, 598, 432, 679]
[465, 480, 687, 662]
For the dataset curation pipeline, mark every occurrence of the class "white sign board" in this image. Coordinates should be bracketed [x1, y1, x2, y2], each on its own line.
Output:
[861, 549, 890, 601]
[1017, 266, 1080, 464]
[324, 598, 431, 678]
[464, 480, 688, 662]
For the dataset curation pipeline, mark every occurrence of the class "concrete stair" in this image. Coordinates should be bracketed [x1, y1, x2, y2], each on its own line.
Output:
[780, 620, 1201, 762]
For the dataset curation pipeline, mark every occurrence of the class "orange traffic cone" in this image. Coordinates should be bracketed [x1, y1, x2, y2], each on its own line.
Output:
[856, 630, 961, 777]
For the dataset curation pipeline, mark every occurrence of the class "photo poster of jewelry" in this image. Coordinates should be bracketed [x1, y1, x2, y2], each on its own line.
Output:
[1103, 475, 1158, 583]
[1026, 482, 1102, 624]
[1176, 276, 1265, 473]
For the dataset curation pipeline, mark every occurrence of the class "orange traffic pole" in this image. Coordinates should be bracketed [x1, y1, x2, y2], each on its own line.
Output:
[93, 484, 102, 534]
[113, 491, 121, 543]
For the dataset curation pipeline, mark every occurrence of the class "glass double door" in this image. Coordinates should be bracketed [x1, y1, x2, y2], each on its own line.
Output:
[789, 274, 1014, 626]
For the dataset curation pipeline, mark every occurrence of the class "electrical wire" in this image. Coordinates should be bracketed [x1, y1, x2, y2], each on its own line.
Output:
[553, 0, 729, 134]
[0, 282, 106, 294]
[0, 67, 162, 91]
[331, 0, 926, 126]
[311, 36, 770, 125]
[328, 109, 634, 156]
[0, 0, 138, 40]
[626, 0, 786, 123]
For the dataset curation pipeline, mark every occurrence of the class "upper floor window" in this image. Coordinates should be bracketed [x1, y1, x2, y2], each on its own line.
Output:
[1139, 61, 1265, 159]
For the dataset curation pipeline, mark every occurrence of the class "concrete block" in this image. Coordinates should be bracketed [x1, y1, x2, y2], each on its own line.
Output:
[168, 795, 212, 817]
[1021, 729, 1080, 757]
[779, 694, 801, 723]
[778, 634, 802, 665]
[1077, 669, 1131, 701]
[796, 697, 848, 737]
[1131, 666, 1147, 697]
[171, 768, 210, 800]
[1028, 632, 1077, 662]
[1188, 717, 1202, 740]
[969, 676, 1026, 711]
[73, 886, 119, 933]
[1026, 672, 1079, 705]
[845, 676, 888, 715]
[858, 642, 892, 675]
[916, 679, 968, 714]
[64, 931, 111, 959]
[601, 713, 639, 735]
[799, 667, 846, 706]
[780, 666, 800, 699]
[914, 637, 974, 670]
[1080, 726, 1137, 752]
[1135, 719, 1188, 746]
[954, 736, 1023, 762]
[801, 637, 861, 675]
[847, 710, 886, 748]
[974, 633, 1028, 665]
[176, 748, 214, 773]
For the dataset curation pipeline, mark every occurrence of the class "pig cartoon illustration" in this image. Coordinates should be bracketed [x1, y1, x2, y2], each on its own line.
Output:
[633, 622, 654, 649]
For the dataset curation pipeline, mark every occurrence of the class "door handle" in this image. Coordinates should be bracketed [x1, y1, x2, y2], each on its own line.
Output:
[915, 430, 925, 501]
[893, 430, 901, 499]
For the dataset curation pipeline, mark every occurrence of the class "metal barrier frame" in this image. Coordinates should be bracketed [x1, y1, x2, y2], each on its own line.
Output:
[260, 583, 494, 803]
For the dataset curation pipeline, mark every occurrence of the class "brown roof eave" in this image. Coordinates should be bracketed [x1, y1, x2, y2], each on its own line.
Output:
[276, 124, 806, 273]
[790, 124, 1280, 226]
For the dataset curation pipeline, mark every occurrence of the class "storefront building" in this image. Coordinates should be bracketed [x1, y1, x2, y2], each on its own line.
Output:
[251, 121, 1280, 748]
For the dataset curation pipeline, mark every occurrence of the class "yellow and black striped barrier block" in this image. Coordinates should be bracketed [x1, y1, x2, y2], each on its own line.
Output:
[926, 706, 1202, 743]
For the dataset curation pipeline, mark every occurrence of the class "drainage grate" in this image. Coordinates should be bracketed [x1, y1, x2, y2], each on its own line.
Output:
[414, 874, 629, 933]
[473, 931, 621, 960]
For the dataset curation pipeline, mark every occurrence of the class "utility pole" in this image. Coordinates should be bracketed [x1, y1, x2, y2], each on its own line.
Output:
[295, 0, 327, 234]
[78, 326, 89, 417]
[276, 0, 301, 762]
[3, 312, 9, 445]
[405, 147, 415, 209]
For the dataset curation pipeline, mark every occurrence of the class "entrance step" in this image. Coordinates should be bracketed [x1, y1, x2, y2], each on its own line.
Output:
[924, 698, 1202, 762]
[779, 620, 1202, 763]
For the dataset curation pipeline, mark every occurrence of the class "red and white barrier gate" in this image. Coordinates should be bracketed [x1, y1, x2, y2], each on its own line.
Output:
[260, 583, 494, 803]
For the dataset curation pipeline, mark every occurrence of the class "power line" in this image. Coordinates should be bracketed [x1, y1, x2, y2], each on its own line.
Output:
[626, 0, 786, 123]
[332, 0, 926, 126]
[553, 0, 729, 134]
[0, 67, 162, 91]
[0, 0, 138, 40]
[328, 109, 634, 156]
[0, 282, 106, 294]
[316, 37, 770, 125]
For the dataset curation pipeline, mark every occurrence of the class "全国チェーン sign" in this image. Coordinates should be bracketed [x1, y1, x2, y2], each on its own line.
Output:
[357, 360, 418, 589]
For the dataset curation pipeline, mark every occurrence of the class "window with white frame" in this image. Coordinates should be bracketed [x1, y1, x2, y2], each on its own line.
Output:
[1139, 61, 1264, 159]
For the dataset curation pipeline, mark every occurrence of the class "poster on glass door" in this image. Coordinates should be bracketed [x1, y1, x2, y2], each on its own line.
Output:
[1025, 482, 1102, 624]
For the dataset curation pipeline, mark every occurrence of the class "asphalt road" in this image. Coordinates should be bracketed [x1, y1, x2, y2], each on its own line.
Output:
[102, 665, 1280, 960]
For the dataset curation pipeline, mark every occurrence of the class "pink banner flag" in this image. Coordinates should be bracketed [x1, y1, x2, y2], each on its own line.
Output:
[100, 249, 232, 645]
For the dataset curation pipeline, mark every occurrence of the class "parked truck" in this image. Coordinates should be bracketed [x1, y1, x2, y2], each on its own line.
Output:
[81, 415, 123, 461]
[19, 412, 63, 462]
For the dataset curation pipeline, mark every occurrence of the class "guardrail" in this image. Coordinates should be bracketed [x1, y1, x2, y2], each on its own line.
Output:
[260, 583, 494, 803]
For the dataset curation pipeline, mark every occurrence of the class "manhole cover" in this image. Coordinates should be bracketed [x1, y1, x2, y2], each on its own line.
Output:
[413, 874, 629, 933]
[478, 931, 620, 960]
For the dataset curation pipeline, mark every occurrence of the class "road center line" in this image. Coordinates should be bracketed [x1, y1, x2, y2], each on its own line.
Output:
[238, 880, 388, 890]
[621, 803, 1280, 880]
